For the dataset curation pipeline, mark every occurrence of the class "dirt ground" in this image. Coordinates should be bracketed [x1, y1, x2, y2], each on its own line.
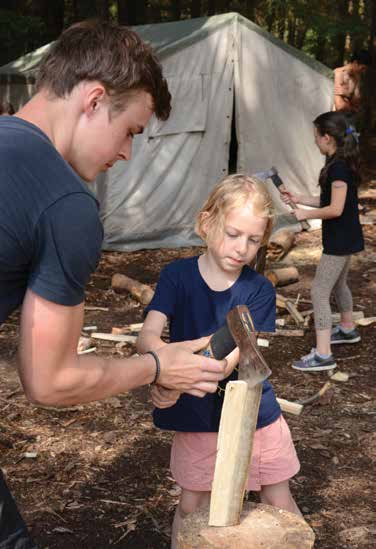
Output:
[0, 181, 375, 549]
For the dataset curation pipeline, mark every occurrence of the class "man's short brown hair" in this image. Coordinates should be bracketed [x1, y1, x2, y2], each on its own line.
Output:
[36, 20, 171, 120]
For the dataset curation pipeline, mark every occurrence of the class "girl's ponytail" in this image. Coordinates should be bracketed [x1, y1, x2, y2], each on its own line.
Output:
[314, 111, 361, 188]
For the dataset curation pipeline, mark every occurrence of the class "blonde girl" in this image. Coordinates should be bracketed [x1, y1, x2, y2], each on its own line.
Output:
[137, 174, 301, 547]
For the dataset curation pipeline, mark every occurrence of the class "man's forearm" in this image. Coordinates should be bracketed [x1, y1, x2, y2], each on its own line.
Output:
[20, 353, 156, 407]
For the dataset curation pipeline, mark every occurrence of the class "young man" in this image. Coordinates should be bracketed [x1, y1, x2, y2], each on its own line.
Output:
[333, 49, 371, 113]
[0, 21, 225, 547]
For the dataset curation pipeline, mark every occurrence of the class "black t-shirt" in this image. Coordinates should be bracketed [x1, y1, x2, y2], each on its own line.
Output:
[0, 117, 103, 325]
[320, 159, 364, 255]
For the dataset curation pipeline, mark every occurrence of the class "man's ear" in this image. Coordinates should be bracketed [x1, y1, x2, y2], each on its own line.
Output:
[84, 84, 107, 117]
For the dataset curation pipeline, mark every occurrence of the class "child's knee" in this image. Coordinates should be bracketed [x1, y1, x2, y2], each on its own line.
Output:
[260, 483, 296, 511]
[178, 491, 209, 517]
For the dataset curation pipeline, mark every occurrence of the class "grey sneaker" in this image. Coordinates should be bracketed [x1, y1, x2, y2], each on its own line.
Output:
[331, 325, 361, 345]
[292, 348, 337, 372]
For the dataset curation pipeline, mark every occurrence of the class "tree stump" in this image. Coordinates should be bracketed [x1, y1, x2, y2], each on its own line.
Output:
[178, 502, 315, 549]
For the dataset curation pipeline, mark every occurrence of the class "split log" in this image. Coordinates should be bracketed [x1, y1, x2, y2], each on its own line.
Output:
[356, 316, 376, 326]
[276, 397, 303, 416]
[91, 333, 138, 344]
[276, 293, 288, 309]
[111, 273, 154, 305]
[178, 502, 315, 548]
[209, 381, 261, 526]
[267, 229, 295, 261]
[265, 267, 299, 287]
[332, 311, 364, 324]
[258, 329, 305, 337]
[328, 371, 349, 382]
[284, 300, 304, 326]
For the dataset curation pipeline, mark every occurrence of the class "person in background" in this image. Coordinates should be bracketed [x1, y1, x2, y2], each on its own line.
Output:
[281, 111, 363, 372]
[333, 49, 371, 114]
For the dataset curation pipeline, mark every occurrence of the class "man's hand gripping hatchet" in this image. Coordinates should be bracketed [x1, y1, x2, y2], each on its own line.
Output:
[200, 306, 270, 385]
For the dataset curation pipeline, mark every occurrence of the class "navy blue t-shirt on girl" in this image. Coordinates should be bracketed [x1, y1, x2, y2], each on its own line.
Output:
[320, 159, 364, 255]
[146, 256, 281, 432]
[0, 116, 103, 325]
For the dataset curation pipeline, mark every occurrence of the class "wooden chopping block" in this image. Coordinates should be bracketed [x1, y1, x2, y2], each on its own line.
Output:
[265, 267, 299, 287]
[178, 502, 315, 548]
[111, 273, 154, 305]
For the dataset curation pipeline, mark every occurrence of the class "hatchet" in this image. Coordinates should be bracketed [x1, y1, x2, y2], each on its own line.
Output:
[254, 167, 310, 231]
[200, 306, 271, 388]
[206, 305, 272, 526]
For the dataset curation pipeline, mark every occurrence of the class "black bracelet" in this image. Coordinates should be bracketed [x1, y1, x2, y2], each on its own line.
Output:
[145, 351, 161, 385]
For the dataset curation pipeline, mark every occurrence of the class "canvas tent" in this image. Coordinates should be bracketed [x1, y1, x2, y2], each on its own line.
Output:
[0, 13, 333, 250]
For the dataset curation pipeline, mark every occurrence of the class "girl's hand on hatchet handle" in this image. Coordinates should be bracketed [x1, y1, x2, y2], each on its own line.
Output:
[280, 189, 300, 206]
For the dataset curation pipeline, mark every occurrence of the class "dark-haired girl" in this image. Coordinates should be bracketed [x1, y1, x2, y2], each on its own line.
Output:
[281, 111, 364, 372]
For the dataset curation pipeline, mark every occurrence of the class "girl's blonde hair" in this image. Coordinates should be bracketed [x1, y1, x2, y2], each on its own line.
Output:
[195, 174, 274, 246]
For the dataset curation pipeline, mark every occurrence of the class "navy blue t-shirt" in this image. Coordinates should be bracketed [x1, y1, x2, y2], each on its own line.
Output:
[0, 116, 103, 324]
[320, 159, 364, 255]
[146, 256, 281, 432]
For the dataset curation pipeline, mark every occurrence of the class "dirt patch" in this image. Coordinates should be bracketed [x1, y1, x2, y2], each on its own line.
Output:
[0, 182, 375, 548]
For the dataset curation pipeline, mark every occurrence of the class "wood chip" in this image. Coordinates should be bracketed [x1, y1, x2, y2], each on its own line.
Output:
[91, 333, 137, 343]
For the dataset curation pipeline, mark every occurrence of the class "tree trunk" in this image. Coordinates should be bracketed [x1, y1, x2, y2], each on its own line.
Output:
[364, 0, 376, 132]
[171, 0, 181, 20]
[207, 0, 216, 16]
[295, 23, 308, 50]
[28, 0, 65, 39]
[73, 0, 96, 20]
[287, 15, 296, 46]
[246, 0, 257, 21]
[191, 0, 202, 18]
[95, 0, 109, 20]
[315, 32, 328, 63]
[116, 0, 128, 24]
[333, 0, 349, 67]
[117, 0, 146, 25]
[216, 0, 231, 13]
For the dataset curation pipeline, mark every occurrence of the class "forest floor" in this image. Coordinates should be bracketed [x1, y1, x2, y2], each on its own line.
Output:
[0, 179, 375, 549]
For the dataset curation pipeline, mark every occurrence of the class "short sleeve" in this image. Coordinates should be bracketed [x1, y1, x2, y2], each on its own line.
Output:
[246, 277, 276, 332]
[29, 193, 103, 306]
[327, 162, 351, 186]
[145, 264, 178, 319]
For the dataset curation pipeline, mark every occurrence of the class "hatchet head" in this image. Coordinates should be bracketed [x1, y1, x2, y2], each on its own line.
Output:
[226, 305, 272, 387]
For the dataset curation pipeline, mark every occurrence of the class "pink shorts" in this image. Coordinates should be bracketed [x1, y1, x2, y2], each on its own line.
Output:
[170, 415, 300, 492]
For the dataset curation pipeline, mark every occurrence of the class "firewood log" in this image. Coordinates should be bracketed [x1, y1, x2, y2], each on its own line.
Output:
[111, 273, 154, 305]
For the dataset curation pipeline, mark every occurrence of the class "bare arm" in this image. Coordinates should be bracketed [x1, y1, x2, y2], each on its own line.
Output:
[136, 310, 168, 354]
[18, 291, 225, 407]
[280, 190, 320, 208]
[293, 181, 347, 221]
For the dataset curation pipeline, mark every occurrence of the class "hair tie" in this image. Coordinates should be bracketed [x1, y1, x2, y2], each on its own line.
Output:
[345, 125, 360, 143]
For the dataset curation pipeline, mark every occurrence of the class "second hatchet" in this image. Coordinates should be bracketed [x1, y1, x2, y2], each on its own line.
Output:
[255, 167, 310, 231]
